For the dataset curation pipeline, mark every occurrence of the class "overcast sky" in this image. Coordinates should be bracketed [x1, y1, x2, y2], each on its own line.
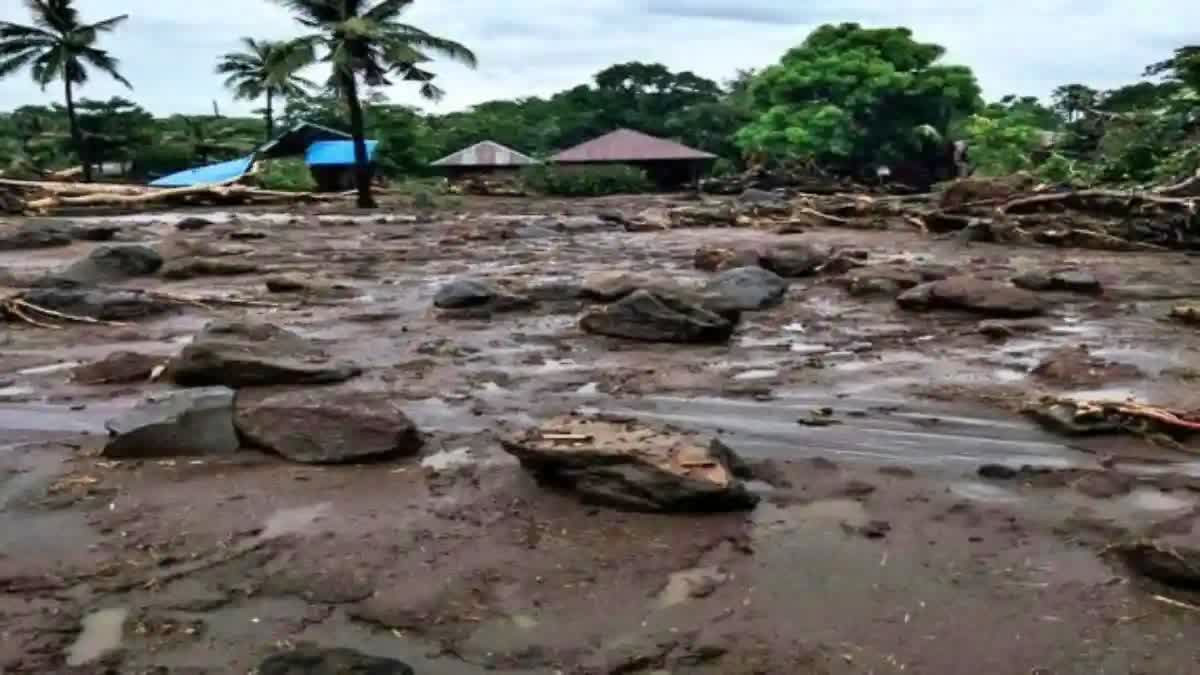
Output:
[0, 1, 1196, 116]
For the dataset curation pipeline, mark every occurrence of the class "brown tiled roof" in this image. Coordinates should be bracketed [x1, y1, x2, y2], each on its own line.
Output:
[551, 129, 717, 163]
[431, 141, 539, 167]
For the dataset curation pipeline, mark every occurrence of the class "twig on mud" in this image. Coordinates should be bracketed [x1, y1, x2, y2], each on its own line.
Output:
[2, 299, 62, 329]
[11, 298, 131, 327]
[145, 291, 285, 310]
[1152, 594, 1200, 613]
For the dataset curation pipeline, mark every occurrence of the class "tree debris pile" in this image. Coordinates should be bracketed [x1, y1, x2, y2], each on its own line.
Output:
[0, 178, 350, 215]
[1023, 396, 1200, 450]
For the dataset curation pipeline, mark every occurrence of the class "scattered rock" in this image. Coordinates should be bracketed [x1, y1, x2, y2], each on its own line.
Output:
[1073, 472, 1135, 499]
[258, 645, 414, 675]
[1031, 346, 1141, 387]
[846, 267, 922, 298]
[433, 278, 534, 314]
[1013, 269, 1102, 294]
[1114, 541, 1200, 590]
[702, 266, 788, 311]
[897, 276, 1044, 317]
[53, 244, 163, 285]
[161, 257, 256, 280]
[176, 216, 214, 231]
[265, 275, 311, 293]
[77, 225, 119, 242]
[978, 464, 1019, 480]
[580, 271, 688, 302]
[235, 388, 422, 464]
[501, 416, 759, 512]
[229, 229, 267, 241]
[581, 290, 735, 344]
[1169, 304, 1200, 325]
[693, 245, 761, 272]
[168, 321, 362, 388]
[19, 286, 171, 321]
[0, 221, 76, 250]
[977, 319, 1048, 339]
[759, 242, 829, 278]
[103, 387, 239, 458]
[72, 351, 164, 385]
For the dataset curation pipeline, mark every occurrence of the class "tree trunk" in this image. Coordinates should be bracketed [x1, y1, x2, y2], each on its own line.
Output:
[265, 90, 275, 142]
[64, 80, 92, 183]
[340, 72, 376, 209]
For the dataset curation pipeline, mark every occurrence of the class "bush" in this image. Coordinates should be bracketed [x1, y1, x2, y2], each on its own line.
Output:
[521, 164, 652, 196]
[130, 143, 193, 178]
[256, 158, 316, 192]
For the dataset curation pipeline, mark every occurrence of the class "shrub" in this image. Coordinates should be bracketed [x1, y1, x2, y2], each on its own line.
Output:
[256, 158, 316, 192]
[521, 164, 652, 196]
[130, 143, 193, 178]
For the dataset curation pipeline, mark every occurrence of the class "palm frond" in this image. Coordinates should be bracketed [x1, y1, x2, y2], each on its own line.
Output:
[0, 48, 40, 78]
[364, 0, 415, 22]
[84, 14, 129, 34]
[78, 47, 131, 88]
[386, 27, 476, 68]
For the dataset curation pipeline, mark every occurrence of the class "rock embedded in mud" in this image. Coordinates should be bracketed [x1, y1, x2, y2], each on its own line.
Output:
[897, 276, 1044, 318]
[160, 256, 256, 280]
[265, 275, 312, 293]
[235, 387, 422, 464]
[1012, 269, 1103, 294]
[53, 244, 163, 285]
[1114, 541, 1200, 590]
[702, 266, 788, 311]
[433, 277, 534, 314]
[693, 244, 762, 272]
[580, 289, 735, 344]
[0, 221, 76, 250]
[103, 386, 239, 459]
[258, 645, 414, 675]
[580, 271, 687, 302]
[175, 216, 214, 231]
[19, 286, 171, 321]
[977, 319, 1048, 339]
[72, 351, 164, 385]
[759, 242, 830, 278]
[502, 416, 759, 512]
[168, 320, 362, 388]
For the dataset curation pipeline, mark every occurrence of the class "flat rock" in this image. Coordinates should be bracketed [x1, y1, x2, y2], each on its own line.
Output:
[258, 645, 414, 675]
[266, 275, 312, 293]
[19, 286, 172, 321]
[0, 221, 76, 250]
[168, 321, 361, 388]
[103, 387, 239, 459]
[161, 257, 256, 280]
[502, 416, 759, 512]
[846, 267, 923, 298]
[1012, 269, 1103, 294]
[702, 266, 788, 311]
[72, 351, 164, 385]
[54, 244, 163, 285]
[581, 290, 735, 344]
[897, 276, 1044, 317]
[434, 278, 498, 309]
[236, 388, 422, 464]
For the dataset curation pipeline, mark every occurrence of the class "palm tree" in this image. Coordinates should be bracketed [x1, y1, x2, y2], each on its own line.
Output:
[217, 38, 314, 142]
[0, 0, 131, 182]
[274, 0, 477, 207]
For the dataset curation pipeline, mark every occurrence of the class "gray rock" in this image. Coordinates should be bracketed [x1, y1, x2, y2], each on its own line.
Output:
[258, 645, 413, 675]
[581, 290, 735, 344]
[0, 221, 76, 250]
[161, 257, 256, 280]
[103, 387, 239, 458]
[168, 321, 362, 388]
[236, 388, 422, 464]
[176, 216, 214, 231]
[702, 266, 788, 311]
[1013, 269, 1102, 294]
[977, 319, 1048, 339]
[759, 242, 829, 277]
[433, 278, 498, 309]
[73, 351, 164, 385]
[229, 229, 267, 241]
[502, 416, 759, 512]
[265, 275, 311, 293]
[897, 276, 1044, 318]
[20, 286, 171, 321]
[580, 271, 687, 302]
[77, 225, 119, 242]
[54, 245, 163, 285]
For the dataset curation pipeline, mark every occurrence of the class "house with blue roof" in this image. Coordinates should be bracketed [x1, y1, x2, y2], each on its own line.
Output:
[150, 122, 378, 192]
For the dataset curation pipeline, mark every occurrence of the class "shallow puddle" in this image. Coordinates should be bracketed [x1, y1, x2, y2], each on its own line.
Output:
[66, 607, 128, 666]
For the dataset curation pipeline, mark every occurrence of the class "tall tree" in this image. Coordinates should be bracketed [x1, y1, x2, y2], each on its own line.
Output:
[1051, 84, 1099, 122]
[274, 0, 476, 207]
[217, 38, 314, 141]
[0, 0, 131, 182]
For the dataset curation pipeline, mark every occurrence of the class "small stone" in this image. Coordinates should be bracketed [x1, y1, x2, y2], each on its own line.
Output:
[161, 257, 256, 280]
[978, 464, 1018, 480]
[581, 290, 735, 344]
[176, 216, 214, 231]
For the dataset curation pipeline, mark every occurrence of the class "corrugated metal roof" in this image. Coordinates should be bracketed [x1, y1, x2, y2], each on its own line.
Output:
[431, 141, 539, 167]
[551, 129, 717, 163]
[149, 156, 255, 188]
[305, 141, 379, 166]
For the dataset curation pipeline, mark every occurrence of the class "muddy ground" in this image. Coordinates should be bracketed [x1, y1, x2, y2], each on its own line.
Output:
[3, 193, 1200, 674]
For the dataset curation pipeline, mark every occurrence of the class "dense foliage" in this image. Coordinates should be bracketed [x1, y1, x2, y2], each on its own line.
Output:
[521, 164, 651, 196]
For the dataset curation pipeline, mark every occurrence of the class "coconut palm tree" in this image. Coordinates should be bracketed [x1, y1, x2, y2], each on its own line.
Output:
[217, 38, 315, 142]
[0, 0, 131, 182]
[274, 0, 477, 207]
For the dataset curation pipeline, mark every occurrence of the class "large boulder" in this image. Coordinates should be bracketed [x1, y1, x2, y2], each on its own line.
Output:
[168, 321, 362, 388]
[54, 244, 162, 285]
[161, 257, 256, 280]
[580, 290, 735, 344]
[258, 646, 414, 675]
[235, 388, 422, 464]
[897, 276, 1044, 318]
[0, 221, 76, 250]
[502, 416, 759, 512]
[103, 387, 239, 459]
[19, 286, 172, 321]
[702, 266, 788, 311]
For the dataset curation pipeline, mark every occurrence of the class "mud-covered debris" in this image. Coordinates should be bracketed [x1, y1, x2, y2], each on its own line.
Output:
[669, 204, 738, 229]
[51, 244, 163, 285]
[1032, 346, 1141, 387]
[0, 221, 76, 250]
[103, 386, 239, 459]
[978, 464, 1020, 480]
[1114, 541, 1200, 590]
[72, 351, 164, 385]
[19, 285, 172, 321]
[1170, 303, 1200, 326]
[502, 416, 759, 512]
[693, 244, 762, 272]
[580, 271, 690, 302]
[760, 242, 830, 278]
[897, 276, 1044, 317]
[432, 277, 533, 315]
[1012, 269, 1103, 294]
[581, 289, 736, 344]
[977, 318, 1048, 339]
[161, 256, 256, 280]
[258, 644, 414, 675]
[168, 320, 362, 388]
[265, 275, 311, 293]
[702, 266, 788, 311]
[236, 387, 422, 464]
[1024, 396, 1200, 444]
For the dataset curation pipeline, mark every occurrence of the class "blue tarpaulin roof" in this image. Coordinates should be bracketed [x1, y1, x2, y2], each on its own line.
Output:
[306, 141, 379, 166]
[150, 156, 255, 188]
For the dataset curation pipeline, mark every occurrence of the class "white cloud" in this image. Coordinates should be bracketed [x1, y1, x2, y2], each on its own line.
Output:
[0, 1, 1194, 116]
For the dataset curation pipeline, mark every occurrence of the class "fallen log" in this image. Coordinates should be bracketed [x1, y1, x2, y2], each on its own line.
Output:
[1155, 171, 1200, 199]
[998, 189, 1197, 216]
[23, 184, 350, 213]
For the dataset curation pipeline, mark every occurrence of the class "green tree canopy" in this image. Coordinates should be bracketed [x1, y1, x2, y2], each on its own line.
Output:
[217, 38, 314, 140]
